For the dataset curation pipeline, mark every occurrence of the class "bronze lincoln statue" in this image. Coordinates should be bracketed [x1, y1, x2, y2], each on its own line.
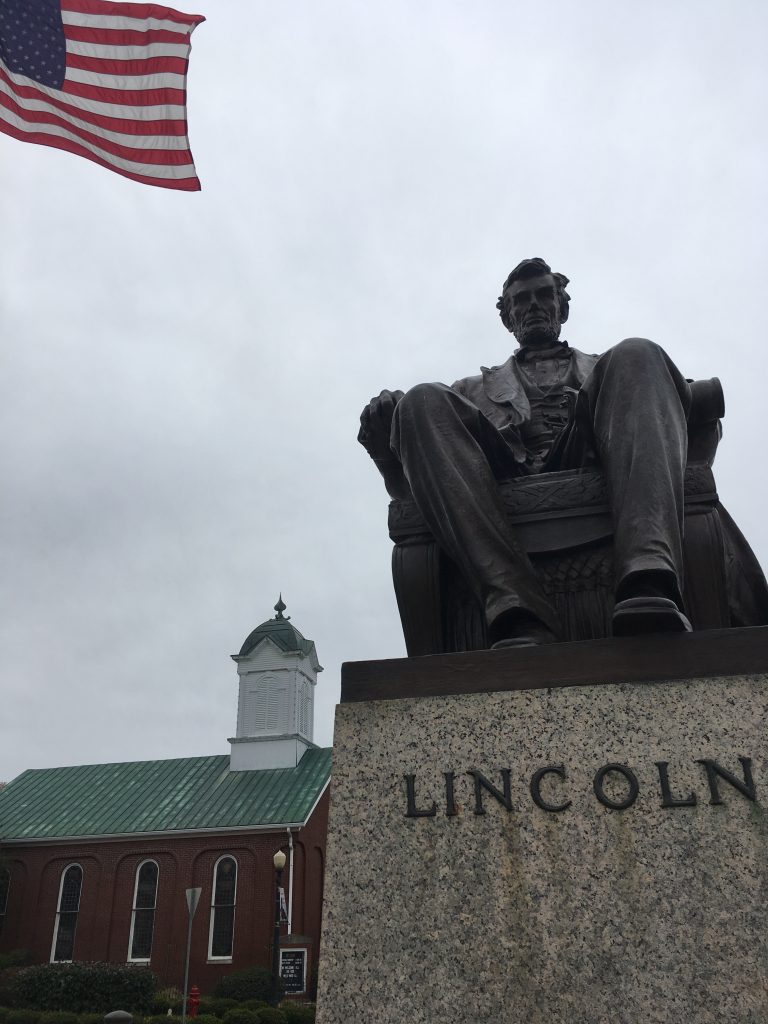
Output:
[358, 258, 768, 650]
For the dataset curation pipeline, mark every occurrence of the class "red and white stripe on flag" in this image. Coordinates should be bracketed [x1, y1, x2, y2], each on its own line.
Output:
[0, 0, 204, 191]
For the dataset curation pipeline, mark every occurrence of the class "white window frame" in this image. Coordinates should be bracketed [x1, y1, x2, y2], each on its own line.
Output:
[50, 863, 83, 963]
[207, 855, 238, 962]
[127, 859, 159, 963]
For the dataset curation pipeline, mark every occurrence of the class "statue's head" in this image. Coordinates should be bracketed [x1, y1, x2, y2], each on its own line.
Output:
[496, 258, 571, 348]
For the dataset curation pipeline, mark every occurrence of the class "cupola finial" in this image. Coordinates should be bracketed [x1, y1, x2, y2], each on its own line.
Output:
[274, 594, 287, 620]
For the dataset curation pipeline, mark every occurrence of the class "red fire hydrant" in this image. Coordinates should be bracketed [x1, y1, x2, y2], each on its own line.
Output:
[187, 986, 200, 1018]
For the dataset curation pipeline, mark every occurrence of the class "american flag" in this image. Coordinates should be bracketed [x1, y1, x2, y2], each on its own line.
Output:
[0, 0, 204, 190]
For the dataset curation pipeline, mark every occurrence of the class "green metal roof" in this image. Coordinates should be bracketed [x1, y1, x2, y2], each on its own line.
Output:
[0, 748, 331, 842]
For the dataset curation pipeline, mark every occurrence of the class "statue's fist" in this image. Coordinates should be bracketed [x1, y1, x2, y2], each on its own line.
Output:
[357, 389, 404, 460]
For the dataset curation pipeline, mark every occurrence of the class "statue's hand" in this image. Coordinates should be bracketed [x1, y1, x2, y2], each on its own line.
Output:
[357, 389, 404, 461]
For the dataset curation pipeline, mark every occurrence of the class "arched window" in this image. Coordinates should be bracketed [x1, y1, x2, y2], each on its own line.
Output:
[51, 864, 82, 962]
[0, 867, 9, 936]
[208, 856, 237, 959]
[128, 860, 158, 962]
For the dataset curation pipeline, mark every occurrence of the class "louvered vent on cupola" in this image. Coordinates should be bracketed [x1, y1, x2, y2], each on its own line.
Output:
[237, 674, 289, 736]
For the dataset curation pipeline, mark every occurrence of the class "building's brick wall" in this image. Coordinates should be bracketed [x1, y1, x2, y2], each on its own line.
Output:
[0, 786, 329, 995]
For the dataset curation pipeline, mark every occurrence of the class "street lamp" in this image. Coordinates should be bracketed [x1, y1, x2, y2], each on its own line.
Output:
[270, 850, 287, 1007]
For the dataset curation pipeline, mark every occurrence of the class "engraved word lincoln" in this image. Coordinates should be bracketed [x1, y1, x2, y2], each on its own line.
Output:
[403, 756, 758, 817]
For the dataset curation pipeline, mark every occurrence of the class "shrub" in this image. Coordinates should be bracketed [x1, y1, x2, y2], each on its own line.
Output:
[152, 989, 183, 1016]
[279, 1005, 315, 1024]
[205, 1001, 237, 1019]
[76, 1015, 104, 1024]
[0, 1008, 11, 1023]
[6, 1011, 40, 1024]
[143, 1016, 175, 1024]
[213, 970, 271, 1005]
[222, 1010, 260, 1024]
[0, 952, 33, 1008]
[193, 1015, 220, 1024]
[38, 1014, 79, 1024]
[238, 1004, 267, 1013]
[11, 964, 156, 1015]
[255, 1011, 286, 1024]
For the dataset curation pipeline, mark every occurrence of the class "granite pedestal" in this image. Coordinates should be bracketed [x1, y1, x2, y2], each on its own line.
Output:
[316, 627, 768, 1024]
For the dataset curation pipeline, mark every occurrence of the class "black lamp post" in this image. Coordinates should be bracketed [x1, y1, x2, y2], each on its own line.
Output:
[270, 849, 287, 1006]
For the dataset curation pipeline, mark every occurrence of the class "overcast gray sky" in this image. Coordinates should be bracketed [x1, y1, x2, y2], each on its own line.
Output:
[1, 0, 767, 781]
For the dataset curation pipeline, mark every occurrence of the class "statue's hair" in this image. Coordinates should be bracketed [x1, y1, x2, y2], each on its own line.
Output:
[496, 257, 570, 331]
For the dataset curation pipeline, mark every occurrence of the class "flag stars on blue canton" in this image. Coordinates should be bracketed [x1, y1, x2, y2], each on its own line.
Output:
[0, 0, 66, 89]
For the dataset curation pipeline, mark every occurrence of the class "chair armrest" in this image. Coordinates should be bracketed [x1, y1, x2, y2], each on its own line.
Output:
[689, 377, 724, 425]
[688, 378, 724, 465]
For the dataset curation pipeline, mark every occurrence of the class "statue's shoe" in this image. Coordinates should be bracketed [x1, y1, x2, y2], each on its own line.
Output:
[491, 626, 558, 650]
[612, 596, 692, 637]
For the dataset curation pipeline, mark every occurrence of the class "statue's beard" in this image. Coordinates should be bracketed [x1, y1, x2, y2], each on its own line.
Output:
[514, 316, 561, 348]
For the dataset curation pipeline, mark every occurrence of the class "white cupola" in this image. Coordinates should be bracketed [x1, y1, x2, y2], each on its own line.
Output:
[228, 596, 322, 770]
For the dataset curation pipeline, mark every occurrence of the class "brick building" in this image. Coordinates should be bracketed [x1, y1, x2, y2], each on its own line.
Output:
[0, 600, 331, 997]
